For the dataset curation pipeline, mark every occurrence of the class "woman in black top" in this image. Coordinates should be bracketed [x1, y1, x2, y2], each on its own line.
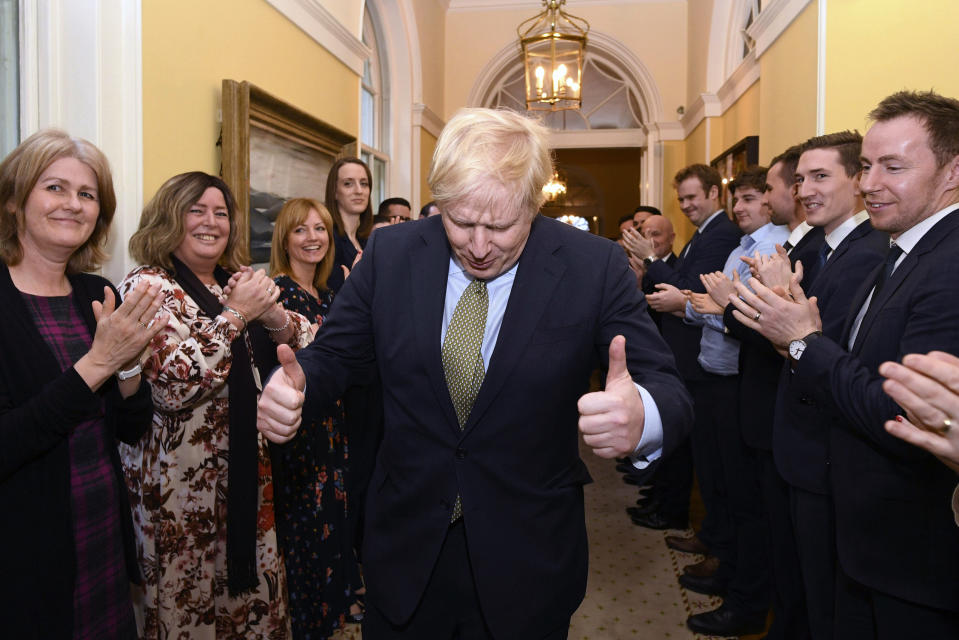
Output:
[324, 157, 373, 293]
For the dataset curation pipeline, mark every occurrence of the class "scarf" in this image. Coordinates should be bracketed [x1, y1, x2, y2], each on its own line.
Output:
[169, 254, 278, 596]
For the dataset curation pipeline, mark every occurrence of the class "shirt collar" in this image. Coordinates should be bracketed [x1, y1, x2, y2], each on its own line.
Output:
[824, 211, 869, 251]
[786, 220, 813, 248]
[697, 209, 725, 233]
[891, 204, 959, 254]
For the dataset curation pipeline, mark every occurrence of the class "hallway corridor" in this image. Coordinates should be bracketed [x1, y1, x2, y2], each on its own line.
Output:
[569, 440, 733, 639]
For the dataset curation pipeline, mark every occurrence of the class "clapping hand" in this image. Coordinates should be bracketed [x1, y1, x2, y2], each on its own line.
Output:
[881, 351, 959, 473]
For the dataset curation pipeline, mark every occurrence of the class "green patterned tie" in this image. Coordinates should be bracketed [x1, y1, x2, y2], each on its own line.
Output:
[442, 279, 488, 521]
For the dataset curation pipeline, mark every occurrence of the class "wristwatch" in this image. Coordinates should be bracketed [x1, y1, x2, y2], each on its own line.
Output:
[642, 255, 656, 267]
[788, 331, 823, 362]
[116, 363, 142, 381]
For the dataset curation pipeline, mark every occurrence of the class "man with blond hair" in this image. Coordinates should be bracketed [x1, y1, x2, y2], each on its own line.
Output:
[257, 108, 692, 639]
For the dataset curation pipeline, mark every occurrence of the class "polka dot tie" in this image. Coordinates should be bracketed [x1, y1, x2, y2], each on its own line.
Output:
[442, 279, 488, 521]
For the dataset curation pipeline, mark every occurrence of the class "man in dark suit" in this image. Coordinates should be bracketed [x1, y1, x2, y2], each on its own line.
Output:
[624, 166, 741, 566]
[257, 108, 693, 640]
[731, 90, 959, 638]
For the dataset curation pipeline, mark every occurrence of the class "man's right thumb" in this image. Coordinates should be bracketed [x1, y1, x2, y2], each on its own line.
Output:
[277, 344, 306, 390]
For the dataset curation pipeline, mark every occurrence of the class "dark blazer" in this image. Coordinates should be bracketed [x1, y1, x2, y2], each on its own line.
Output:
[326, 230, 367, 293]
[794, 210, 959, 611]
[643, 252, 677, 330]
[788, 224, 826, 287]
[644, 212, 742, 381]
[773, 220, 887, 493]
[722, 224, 827, 450]
[295, 215, 693, 639]
[0, 264, 153, 639]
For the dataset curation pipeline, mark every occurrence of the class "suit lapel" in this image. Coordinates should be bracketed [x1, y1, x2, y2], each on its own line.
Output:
[851, 211, 959, 353]
[409, 218, 461, 432]
[461, 217, 565, 436]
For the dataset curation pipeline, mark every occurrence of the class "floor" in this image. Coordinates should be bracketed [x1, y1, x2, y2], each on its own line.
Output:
[333, 439, 768, 639]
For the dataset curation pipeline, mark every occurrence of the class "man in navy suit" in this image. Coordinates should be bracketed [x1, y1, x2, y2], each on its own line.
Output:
[625, 165, 741, 569]
[257, 108, 693, 640]
[731, 90, 959, 638]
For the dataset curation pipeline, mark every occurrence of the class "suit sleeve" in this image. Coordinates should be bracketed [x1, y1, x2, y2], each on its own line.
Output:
[598, 242, 694, 458]
[294, 232, 379, 417]
[795, 259, 959, 461]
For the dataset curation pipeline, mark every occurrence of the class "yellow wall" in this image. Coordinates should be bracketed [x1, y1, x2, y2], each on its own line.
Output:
[142, 0, 359, 199]
[686, 0, 714, 104]
[685, 119, 708, 166]
[420, 128, 437, 208]
[662, 140, 695, 248]
[717, 81, 760, 154]
[412, 0, 447, 115]
[824, 0, 959, 132]
[758, 0, 818, 161]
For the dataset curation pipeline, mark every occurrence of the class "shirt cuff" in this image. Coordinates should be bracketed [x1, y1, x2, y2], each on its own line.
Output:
[629, 383, 664, 469]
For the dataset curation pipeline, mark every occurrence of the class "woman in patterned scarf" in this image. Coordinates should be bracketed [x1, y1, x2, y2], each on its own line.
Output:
[119, 172, 311, 639]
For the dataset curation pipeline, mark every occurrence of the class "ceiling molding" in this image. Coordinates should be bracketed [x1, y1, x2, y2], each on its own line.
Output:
[413, 103, 446, 137]
[265, 0, 370, 76]
[716, 49, 759, 113]
[548, 128, 648, 149]
[748, 0, 812, 59]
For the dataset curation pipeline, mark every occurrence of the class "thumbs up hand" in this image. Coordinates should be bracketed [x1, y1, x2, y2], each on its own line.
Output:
[257, 344, 307, 444]
[578, 335, 646, 458]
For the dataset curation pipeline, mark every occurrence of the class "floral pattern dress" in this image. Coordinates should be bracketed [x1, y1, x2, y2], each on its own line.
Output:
[273, 275, 355, 640]
[118, 266, 310, 640]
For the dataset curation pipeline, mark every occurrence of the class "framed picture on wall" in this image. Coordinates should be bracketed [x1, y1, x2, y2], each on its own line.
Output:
[220, 80, 355, 266]
[711, 135, 759, 212]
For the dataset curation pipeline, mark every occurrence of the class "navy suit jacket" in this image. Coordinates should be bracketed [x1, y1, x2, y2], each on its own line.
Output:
[644, 212, 742, 381]
[721, 224, 826, 450]
[295, 215, 693, 638]
[794, 210, 959, 611]
[773, 220, 887, 493]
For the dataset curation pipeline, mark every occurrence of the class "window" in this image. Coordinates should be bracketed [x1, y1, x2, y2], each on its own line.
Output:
[0, 0, 19, 157]
[361, 3, 389, 209]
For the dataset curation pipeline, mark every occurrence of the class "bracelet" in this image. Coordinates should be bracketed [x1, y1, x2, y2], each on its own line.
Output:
[263, 313, 291, 333]
[116, 363, 142, 381]
[221, 305, 247, 330]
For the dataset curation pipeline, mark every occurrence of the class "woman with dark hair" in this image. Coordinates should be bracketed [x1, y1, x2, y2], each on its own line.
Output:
[0, 129, 166, 639]
[119, 172, 311, 638]
[269, 197, 361, 638]
[324, 157, 372, 293]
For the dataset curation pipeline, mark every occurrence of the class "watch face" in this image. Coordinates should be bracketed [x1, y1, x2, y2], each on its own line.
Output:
[788, 340, 806, 360]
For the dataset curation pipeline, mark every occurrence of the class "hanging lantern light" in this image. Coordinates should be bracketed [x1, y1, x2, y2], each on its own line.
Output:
[517, 0, 589, 111]
[542, 170, 567, 201]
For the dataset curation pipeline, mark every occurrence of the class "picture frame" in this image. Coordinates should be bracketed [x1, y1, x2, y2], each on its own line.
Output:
[220, 80, 355, 265]
[711, 135, 759, 212]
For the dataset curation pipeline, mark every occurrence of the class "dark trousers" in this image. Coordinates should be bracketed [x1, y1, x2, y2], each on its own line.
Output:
[687, 376, 735, 570]
[716, 415, 770, 615]
[790, 486, 836, 639]
[363, 521, 570, 640]
[651, 436, 693, 523]
[759, 452, 810, 640]
[833, 567, 959, 640]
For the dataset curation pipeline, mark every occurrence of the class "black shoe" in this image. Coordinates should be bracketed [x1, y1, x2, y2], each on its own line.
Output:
[630, 511, 687, 530]
[626, 501, 660, 519]
[635, 495, 654, 508]
[678, 572, 727, 597]
[686, 603, 766, 636]
[665, 533, 709, 554]
[622, 473, 650, 487]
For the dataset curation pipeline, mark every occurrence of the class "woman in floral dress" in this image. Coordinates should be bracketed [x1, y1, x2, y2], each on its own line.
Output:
[119, 172, 311, 639]
[269, 197, 360, 639]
